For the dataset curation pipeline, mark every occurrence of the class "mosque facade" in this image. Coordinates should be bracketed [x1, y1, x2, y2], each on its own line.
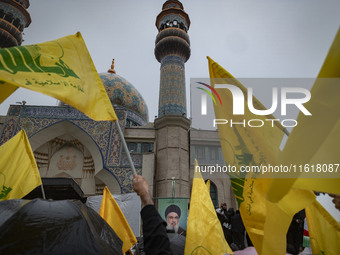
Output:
[0, 0, 236, 209]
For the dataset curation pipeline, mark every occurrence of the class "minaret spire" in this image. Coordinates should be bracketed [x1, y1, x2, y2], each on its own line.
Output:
[154, 0, 191, 198]
[155, 0, 191, 117]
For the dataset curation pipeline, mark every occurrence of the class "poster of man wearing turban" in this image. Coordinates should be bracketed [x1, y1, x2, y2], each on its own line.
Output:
[158, 198, 189, 236]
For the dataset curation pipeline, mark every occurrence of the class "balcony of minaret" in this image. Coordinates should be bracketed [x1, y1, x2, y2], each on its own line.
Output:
[154, 27, 190, 62]
[0, 0, 31, 47]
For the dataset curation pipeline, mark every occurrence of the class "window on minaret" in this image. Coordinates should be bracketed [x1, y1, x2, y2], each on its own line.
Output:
[179, 23, 186, 31]
[13, 18, 20, 27]
[4, 13, 12, 23]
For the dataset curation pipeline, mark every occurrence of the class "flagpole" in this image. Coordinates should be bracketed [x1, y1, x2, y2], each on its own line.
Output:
[41, 184, 46, 200]
[283, 128, 290, 136]
[114, 119, 137, 175]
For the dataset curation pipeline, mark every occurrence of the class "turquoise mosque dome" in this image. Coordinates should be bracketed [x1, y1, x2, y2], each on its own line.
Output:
[99, 64, 149, 123]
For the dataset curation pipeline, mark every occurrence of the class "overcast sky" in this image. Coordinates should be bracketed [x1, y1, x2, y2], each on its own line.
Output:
[1, 0, 339, 219]
[1, 0, 339, 118]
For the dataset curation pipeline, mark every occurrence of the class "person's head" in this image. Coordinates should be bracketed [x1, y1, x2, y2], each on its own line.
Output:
[227, 208, 235, 217]
[165, 204, 181, 232]
[222, 203, 227, 210]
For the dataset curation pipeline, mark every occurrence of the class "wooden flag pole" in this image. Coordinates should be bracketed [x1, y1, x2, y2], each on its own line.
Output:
[115, 119, 137, 175]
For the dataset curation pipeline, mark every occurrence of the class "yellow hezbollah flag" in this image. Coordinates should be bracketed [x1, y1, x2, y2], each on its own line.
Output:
[0, 130, 42, 200]
[184, 160, 233, 255]
[0, 32, 117, 121]
[267, 28, 340, 203]
[207, 57, 315, 255]
[99, 186, 137, 253]
[305, 200, 340, 255]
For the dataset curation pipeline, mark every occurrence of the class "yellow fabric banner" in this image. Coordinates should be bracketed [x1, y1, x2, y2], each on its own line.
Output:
[205, 179, 210, 192]
[0, 130, 42, 200]
[267, 28, 340, 202]
[305, 200, 340, 255]
[184, 160, 233, 255]
[0, 32, 117, 121]
[99, 186, 137, 253]
[207, 56, 316, 255]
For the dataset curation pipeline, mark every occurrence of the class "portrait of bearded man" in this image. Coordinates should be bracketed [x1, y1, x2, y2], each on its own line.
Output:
[165, 204, 186, 236]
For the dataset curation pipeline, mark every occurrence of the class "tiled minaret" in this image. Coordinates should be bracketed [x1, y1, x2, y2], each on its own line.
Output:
[154, 0, 191, 198]
[0, 0, 31, 48]
[155, 0, 190, 117]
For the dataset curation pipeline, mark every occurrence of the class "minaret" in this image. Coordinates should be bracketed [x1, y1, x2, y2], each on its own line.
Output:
[154, 0, 191, 198]
[155, 0, 190, 117]
[0, 0, 31, 48]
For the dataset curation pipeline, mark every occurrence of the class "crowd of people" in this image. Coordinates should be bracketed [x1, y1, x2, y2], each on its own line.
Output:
[215, 202, 307, 255]
[216, 203, 251, 251]
[132, 174, 308, 255]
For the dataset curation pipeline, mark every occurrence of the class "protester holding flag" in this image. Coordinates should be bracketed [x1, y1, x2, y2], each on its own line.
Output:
[132, 174, 173, 255]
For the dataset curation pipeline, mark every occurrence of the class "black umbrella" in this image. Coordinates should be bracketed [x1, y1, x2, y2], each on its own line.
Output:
[0, 198, 123, 255]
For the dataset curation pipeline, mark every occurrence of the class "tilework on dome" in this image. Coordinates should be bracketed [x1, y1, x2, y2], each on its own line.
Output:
[0, 105, 143, 194]
[100, 73, 149, 122]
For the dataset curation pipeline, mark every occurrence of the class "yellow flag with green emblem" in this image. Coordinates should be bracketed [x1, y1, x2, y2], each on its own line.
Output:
[0, 130, 42, 200]
[207, 56, 316, 255]
[184, 160, 233, 255]
[0, 32, 117, 121]
[99, 186, 137, 253]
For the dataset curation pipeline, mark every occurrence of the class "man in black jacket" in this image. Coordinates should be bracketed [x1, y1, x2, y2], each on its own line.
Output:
[132, 174, 173, 255]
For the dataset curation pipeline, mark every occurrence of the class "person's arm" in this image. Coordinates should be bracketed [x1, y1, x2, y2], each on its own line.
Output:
[132, 174, 173, 255]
